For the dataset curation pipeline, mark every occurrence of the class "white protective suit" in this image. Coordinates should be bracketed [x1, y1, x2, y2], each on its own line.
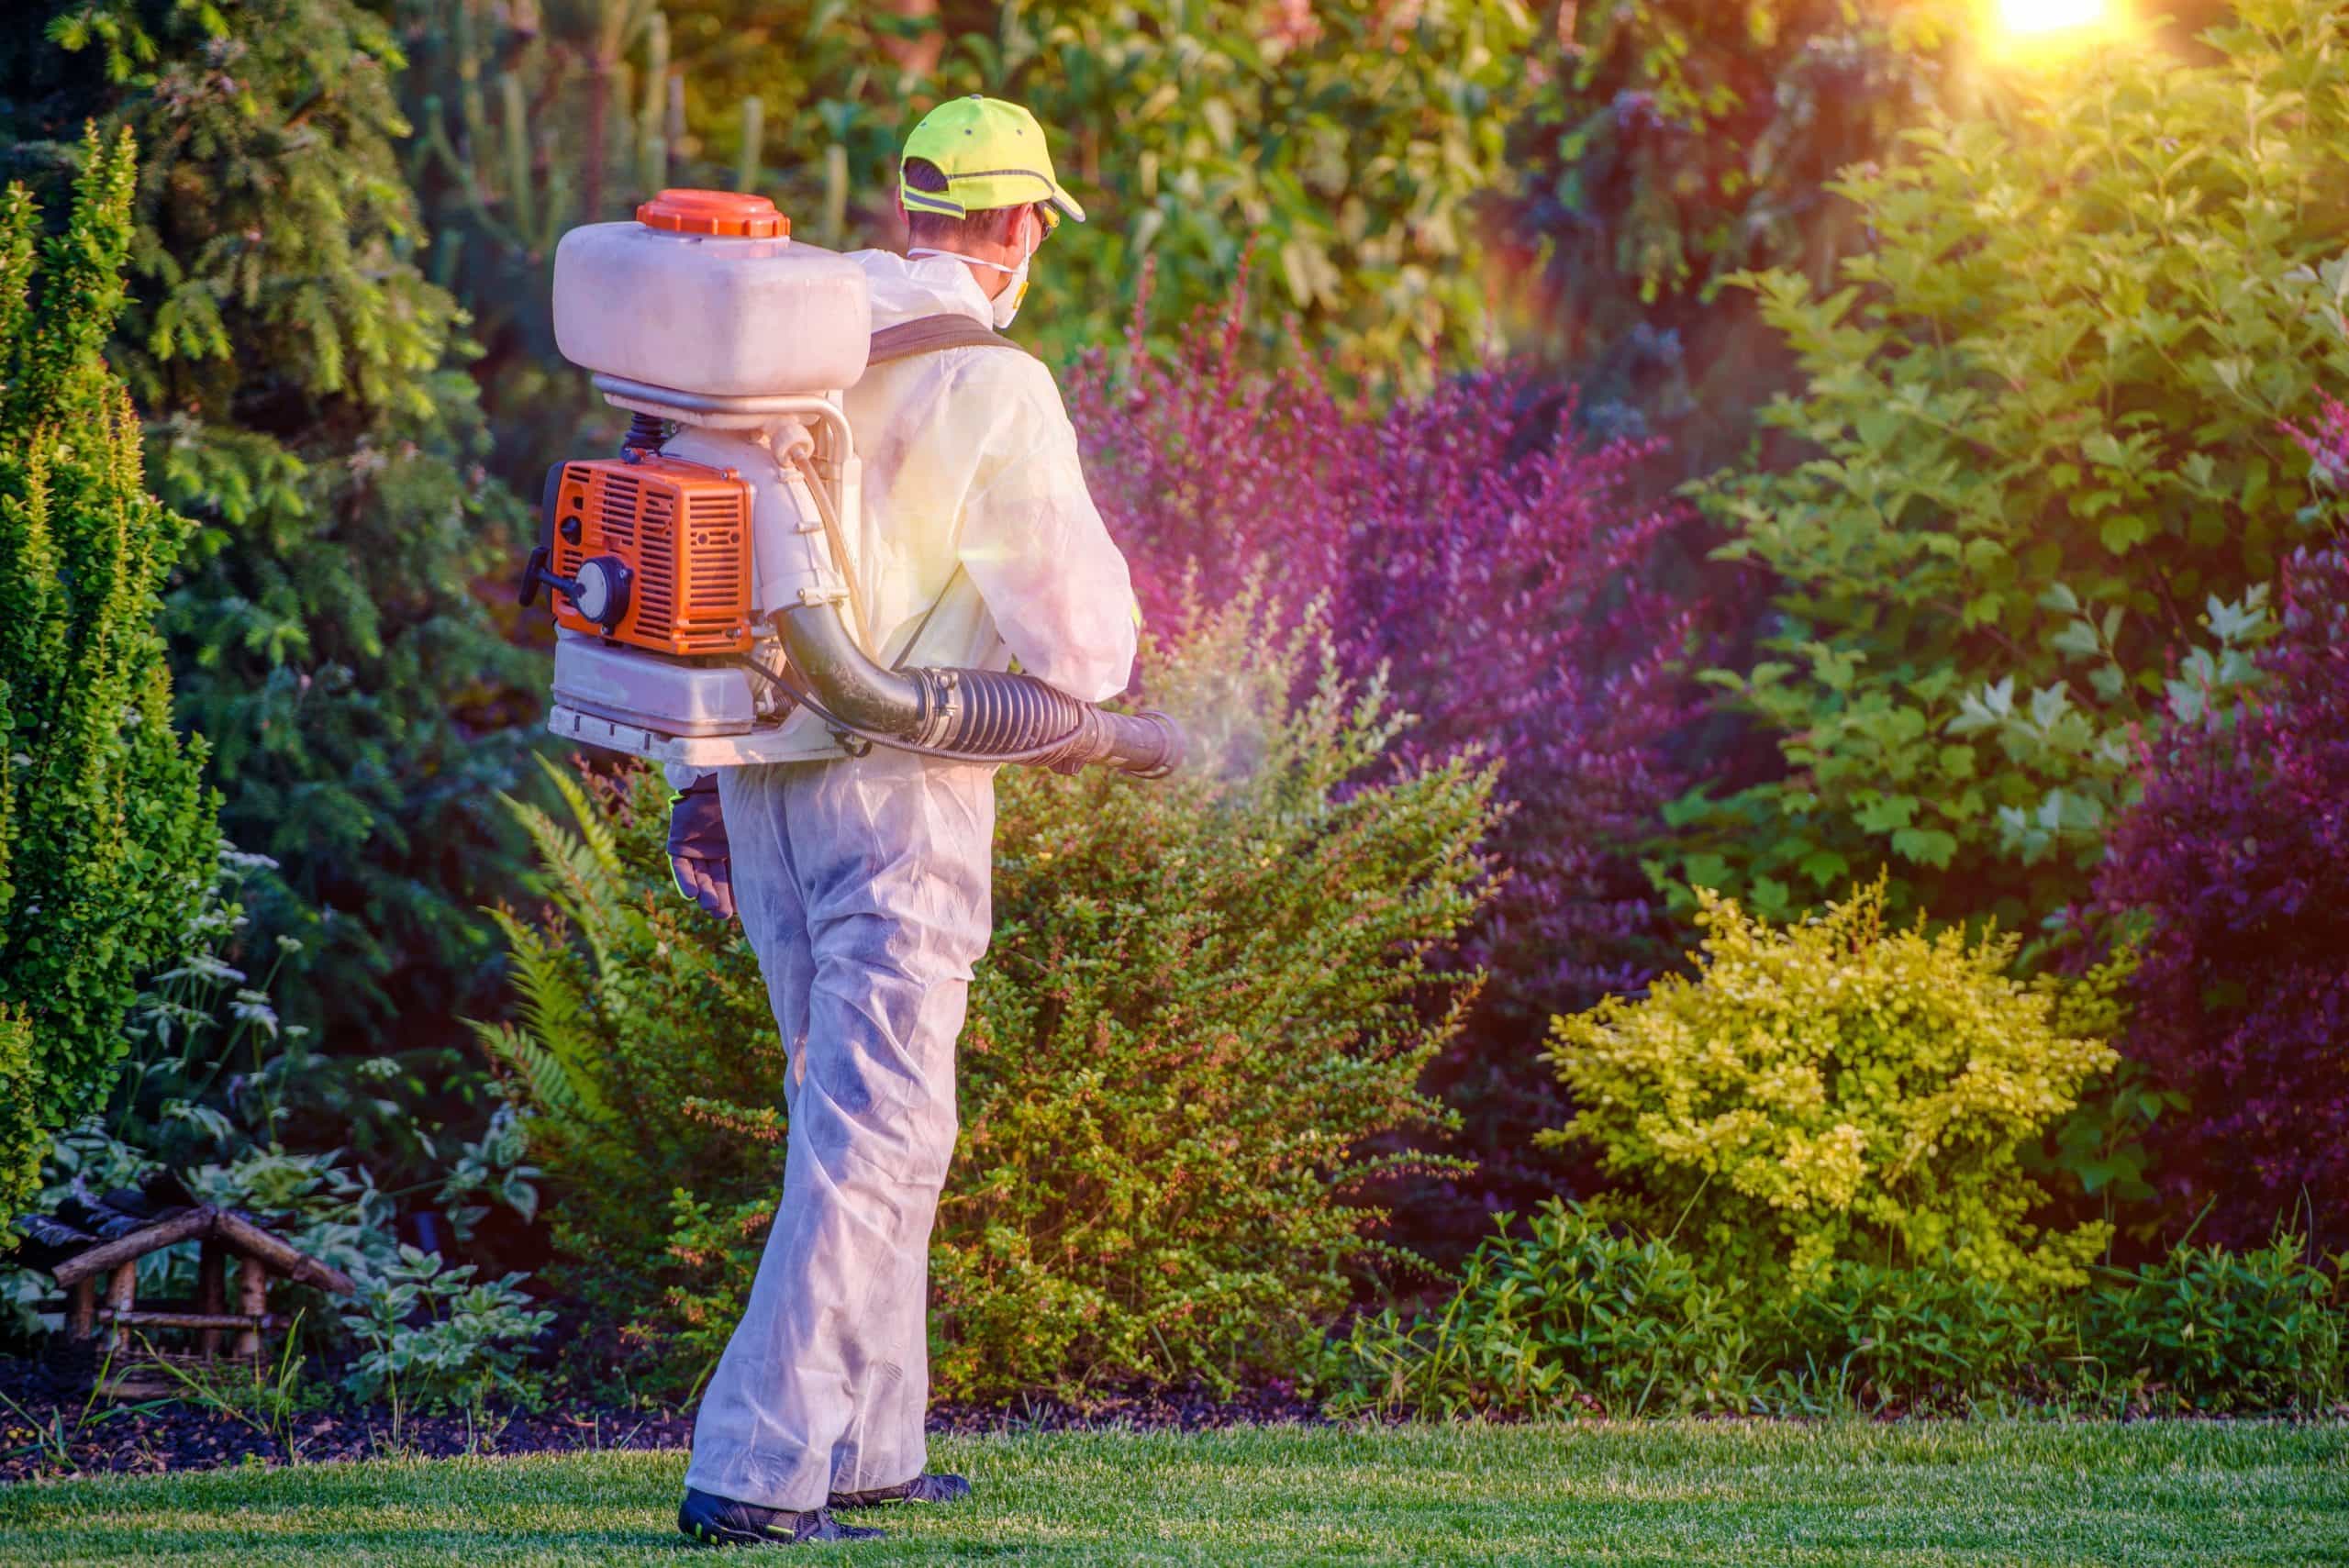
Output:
[682, 250, 1137, 1513]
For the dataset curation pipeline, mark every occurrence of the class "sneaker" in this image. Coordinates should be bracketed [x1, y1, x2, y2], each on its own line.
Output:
[678, 1486, 886, 1547]
[829, 1473, 974, 1509]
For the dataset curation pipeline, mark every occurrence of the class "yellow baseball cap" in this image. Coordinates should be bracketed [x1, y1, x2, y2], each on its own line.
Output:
[900, 95, 1087, 225]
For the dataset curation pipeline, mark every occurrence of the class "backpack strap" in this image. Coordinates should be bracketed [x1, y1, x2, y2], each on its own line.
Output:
[859, 315, 1026, 678]
[865, 313, 1035, 366]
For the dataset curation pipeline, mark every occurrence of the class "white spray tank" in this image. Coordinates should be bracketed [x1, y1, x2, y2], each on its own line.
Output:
[527, 189, 867, 765]
[526, 189, 1181, 777]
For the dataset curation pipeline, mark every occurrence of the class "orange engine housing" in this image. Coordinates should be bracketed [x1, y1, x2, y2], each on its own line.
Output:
[548, 455, 753, 655]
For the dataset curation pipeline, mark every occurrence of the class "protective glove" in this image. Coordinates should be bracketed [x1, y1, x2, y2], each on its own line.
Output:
[666, 773, 735, 920]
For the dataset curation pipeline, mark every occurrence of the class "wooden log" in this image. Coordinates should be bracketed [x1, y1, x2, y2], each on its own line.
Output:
[51, 1207, 216, 1286]
[234, 1261, 269, 1360]
[68, 1277, 95, 1340]
[196, 1239, 227, 1359]
[95, 1310, 278, 1331]
[105, 1262, 137, 1355]
[213, 1209, 356, 1296]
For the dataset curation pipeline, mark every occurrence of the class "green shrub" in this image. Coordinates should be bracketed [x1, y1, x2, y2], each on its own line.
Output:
[1319, 1200, 1758, 1419]
[471, 755, 785, 1378]
[1773, 1260, 2077, 1410]
[1672, 0, 2349, 928]
[898, 0, 1540, 383]
[1546, 879, 2115, 1292]
[480, 592, 1498, 1398]
[2079, 1237, 2344, 1413]
[6, 846, 541, 1364]
[0, 128, 218, 1222]
[1314, 1209, 2080, 1420]
[0, 1018, 35, 1227]
[11, 0, 544, 1054]
[337, 1245, 553, 1419]
[1322, 1209, 2345, 1418]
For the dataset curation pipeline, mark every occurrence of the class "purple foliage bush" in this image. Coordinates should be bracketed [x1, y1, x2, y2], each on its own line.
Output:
[1066, 275, 1702, 1234]
[2092, 407, 2349, 1245]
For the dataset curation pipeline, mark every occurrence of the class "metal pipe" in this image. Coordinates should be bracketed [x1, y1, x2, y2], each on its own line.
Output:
[1096, 707, 1185, 779]
[773, 602, 1182, 777]
[590, 375, 854, 450]
[774, 604, 926, 736]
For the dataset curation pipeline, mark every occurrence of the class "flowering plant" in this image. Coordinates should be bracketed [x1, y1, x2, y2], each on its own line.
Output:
[2090, 414, 2349, 1245]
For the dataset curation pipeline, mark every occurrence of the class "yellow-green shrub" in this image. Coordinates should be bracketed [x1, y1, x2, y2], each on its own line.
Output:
[1544, 881, 2115, 1291]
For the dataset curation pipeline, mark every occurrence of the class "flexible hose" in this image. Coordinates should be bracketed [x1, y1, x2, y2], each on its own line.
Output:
[738, 658, 1079, 766]
[918, 667, 1089, 755]
[737, 657, 1180, 776]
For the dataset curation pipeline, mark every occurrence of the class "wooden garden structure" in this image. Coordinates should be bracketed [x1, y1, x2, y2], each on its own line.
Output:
[39, 1202, 356, 1399]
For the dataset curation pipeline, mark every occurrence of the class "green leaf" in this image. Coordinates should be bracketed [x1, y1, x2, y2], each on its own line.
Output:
[1680, 853, 1731, 894]
[1890, 828, 1958, 868]
[1796, 849, 1850, 887]
[1856, 794, 1920, 833]
[2099, 514, 2151, 555]
[2051, 618, 2103, 659]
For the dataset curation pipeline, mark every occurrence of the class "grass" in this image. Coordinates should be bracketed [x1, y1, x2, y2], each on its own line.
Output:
[0, 1420, 2343, 1565]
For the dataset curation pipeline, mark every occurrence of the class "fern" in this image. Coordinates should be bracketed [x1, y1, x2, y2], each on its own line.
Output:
[467, 1018, 584, 1123]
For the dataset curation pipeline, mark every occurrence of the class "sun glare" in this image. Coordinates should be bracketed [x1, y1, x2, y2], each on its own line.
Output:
[1996, 0, 2110, 39]
[1984, 0, 2132, 64]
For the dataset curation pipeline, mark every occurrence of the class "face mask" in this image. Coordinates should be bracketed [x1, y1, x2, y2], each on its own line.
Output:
[909, 213, 1039, 329]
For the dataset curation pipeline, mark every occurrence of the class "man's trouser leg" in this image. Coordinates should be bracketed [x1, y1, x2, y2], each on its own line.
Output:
[684, 751, 996, 1512]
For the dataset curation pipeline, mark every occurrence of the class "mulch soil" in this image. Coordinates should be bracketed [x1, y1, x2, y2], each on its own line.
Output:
[0, 1352, 1325, 1483]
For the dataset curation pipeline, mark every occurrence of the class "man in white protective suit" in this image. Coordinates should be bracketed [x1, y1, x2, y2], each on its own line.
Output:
[669, 95, 1138, 1549]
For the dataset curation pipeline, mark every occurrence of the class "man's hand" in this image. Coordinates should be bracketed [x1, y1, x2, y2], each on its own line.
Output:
[667, 773, 736, 921]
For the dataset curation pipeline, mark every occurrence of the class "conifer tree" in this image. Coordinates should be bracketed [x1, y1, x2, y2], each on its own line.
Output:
[0, 127, 217, 1219]
[2, 1, 541, 1049]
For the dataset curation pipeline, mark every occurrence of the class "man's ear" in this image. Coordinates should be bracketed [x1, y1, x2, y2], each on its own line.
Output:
[988, 204, 1026, 253]
[1005, 205, 1040, 258]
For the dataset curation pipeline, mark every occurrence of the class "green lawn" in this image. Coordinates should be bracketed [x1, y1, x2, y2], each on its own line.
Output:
[1, 1421, 2343, 1565]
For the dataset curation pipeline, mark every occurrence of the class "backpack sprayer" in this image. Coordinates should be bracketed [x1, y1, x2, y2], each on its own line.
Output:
[521, 189, 1182, 778]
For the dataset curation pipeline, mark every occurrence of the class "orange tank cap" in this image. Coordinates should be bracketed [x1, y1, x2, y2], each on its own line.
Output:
[636, 189, 790, 239]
